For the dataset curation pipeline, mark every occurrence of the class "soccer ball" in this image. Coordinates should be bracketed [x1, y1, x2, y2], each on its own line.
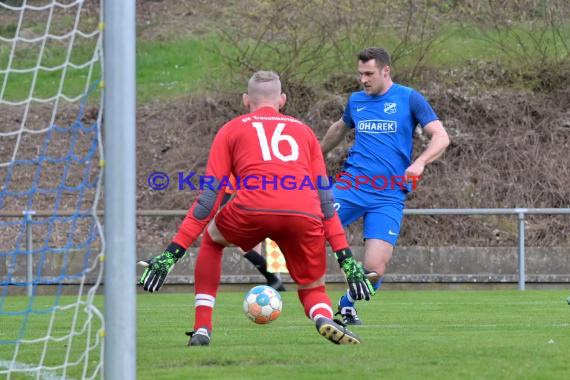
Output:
[243, 285, 282, 324]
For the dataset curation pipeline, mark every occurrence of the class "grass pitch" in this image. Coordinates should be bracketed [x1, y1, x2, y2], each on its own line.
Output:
[136, 290, 570, 380]
[1, 290, 569, 379]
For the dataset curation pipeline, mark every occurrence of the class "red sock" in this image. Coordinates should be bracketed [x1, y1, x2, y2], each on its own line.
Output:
[297, 285, 333, 321]
[193, 230, 224, 332]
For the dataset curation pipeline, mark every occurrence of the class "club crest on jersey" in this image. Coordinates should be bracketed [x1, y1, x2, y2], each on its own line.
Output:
[384, 102, 397, 114]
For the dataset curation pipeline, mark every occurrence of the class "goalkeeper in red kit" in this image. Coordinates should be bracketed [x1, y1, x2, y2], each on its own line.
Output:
[139, 71, 374, 346]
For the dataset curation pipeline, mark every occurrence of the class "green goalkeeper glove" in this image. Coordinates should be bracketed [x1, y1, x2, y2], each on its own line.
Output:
[335, 248, 375, 301]
[138, 242, 186, 292]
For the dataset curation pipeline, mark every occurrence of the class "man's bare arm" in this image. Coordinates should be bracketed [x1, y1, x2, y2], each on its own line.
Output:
[405, 120, 450, 180]
[416, 120, 450, 165]
[320, 118, 350, 154]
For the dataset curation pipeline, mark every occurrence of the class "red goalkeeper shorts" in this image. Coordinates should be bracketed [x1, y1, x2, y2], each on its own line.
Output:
[215, 202, 327, 286]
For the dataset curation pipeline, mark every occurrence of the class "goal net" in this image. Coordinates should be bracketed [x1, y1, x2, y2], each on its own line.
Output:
[0, 1, 104, 378]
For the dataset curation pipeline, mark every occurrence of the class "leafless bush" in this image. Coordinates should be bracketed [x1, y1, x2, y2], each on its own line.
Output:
[204, 0, 449, 107]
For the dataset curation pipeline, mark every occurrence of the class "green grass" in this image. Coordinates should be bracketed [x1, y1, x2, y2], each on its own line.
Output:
[445, 23, 568, 65]
[421, 25, 495, 68]
[0, 36, 223, 103]
[1, 290, 569, 379]
[391, 22, 570, 70]
[1, 19, 569, 104]
[136, 36, 225, 102]
[0, 37, 99, 102]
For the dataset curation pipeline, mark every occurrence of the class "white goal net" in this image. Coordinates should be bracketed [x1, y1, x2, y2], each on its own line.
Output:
[0, 0, 104, 378]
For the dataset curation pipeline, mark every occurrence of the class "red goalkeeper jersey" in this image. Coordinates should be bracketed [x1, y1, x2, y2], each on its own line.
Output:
[173, 107, 347, 250]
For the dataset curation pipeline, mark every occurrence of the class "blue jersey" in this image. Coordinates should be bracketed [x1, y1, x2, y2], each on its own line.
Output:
[339, 83, 438, 202]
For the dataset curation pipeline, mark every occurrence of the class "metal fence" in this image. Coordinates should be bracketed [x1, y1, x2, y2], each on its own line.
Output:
[2, 208, 570, 292]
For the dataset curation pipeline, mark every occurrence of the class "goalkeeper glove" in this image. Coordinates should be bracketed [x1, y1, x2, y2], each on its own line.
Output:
[138, 242, 186, 292]
[335, 248, 375, 301]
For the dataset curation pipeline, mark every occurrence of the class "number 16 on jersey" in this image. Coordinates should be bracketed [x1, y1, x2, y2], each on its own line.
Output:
[252, 122, 299, 162]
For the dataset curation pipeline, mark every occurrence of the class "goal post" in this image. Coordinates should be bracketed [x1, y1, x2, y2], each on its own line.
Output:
[102, 0, 137, 379]
[0, 0, 137, 378]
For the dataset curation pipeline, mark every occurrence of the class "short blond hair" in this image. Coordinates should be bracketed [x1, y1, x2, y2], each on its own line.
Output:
[247, 71, 282, 101]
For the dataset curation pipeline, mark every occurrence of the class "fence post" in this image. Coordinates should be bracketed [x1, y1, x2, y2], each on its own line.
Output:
[23, 210, 35, 297]
[516, 210, 526, 290]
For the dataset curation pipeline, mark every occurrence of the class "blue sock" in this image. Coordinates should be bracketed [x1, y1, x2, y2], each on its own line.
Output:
[340, 277, 383, 309]
[339, 291, 355, 308]
[374, 277, 383, 291]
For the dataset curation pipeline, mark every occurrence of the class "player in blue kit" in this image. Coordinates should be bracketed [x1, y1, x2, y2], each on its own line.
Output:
[320, 47, 450, 324]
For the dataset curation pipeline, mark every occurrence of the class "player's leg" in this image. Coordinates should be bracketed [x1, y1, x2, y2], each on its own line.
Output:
[187, 225, 226, 346]
[272, 216, 361, 344]
[362, 203, 404, 281]
[189, 204, 265, 346]
[297, 277, 361, 345]
[240, 243, 286, 291]
[362, 239, 393, 284]
[332, 194, 368, 325]
[338, 203, 403, 325]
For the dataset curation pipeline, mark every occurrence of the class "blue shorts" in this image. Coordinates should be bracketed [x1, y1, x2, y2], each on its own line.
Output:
[332, 188, 404, 246]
